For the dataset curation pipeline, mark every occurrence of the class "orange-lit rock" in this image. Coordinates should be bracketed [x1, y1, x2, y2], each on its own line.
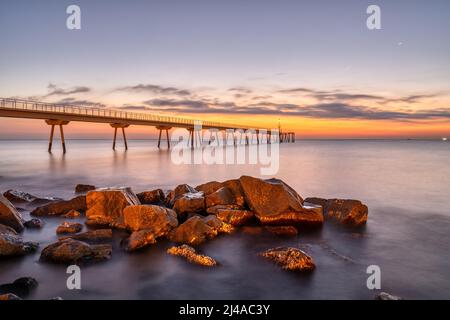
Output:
[216, 209, 254, 226]
[0, 293, 21, 300]
[59, 229, 112, 242]
[220, 179, 246, 207]
[260, 247, 315, 272]
[304, 197, 368, 226]
[62, 209, 81, 218]
[31, 195, 86, 217]
[173, 193, 205, 218]
[239, 176, 323, 226]
[165, 184, 197, 207]
[123, 205, 178, 236]
[195, 181, 222, 195]
[205, 187, 236, 208]
[85, 187, 140, 228]
[167, 244, 217, 267]
[0, 225, 38, 257]
[40, 238, 111, 264]
[124, 229, 157, 251]
[56, 222, 83, 234]
[137, 189, 165, 205]
[0, 195, 24, 232]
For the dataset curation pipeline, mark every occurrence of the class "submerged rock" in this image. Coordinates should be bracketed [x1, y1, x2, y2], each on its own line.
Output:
[260, 247, 315, 272]
[85, 187, 140, 228]
[216, 209, 254, 226]
[31, 195, 86, 217]
[0, 194, 24, 232]
[24, 218, 45, 229]
[265, 226, 298, 237]
[75, 184, 96, 193]
[0, 277, 38, 297]
[124, 229, 157, 251]
[40, 238, 111, 264]
[0, 228, 38, 257]
[304, 197, 368, 226]
[375, 292, 403, 300]
[173, 192, 205, 218]
[59, 229, 112, 242]
[137, 189, 165, 205]
[169, 215, 233, 246]
[56, 222, 83, 234]
[123, 205, 178, 236]
[239, 176, 323, 226]
[62, 209, 81, 219]
[167, 245, 217, 267]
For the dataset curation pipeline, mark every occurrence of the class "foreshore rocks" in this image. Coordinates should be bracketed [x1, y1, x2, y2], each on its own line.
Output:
[0, 293, 22, 300]
[375, 292, 403, 300]
[124, 229, 157, 251]
[75, 184, 96, 193]
[239, 176, 323, 226]
[0, 195, 25, 232]
[31, 195, 86, 217]
[85, 187, 140, 228]
[24, 218, 45, 229]
[165, 184, 197, 208]
[260, 247, 315, 272]
[40, 238, 112, 264]
[304, 197, 368, 226]
[0, 224, 38, 257]
[167, 245, 217, 267]
[0, 277, 38, 298]
[216, 209, 254, 226]
[62, 209, 81, 219]
[56, 222, 83, 234]
[59, 229, 112, 242]
[265, 226, 298, 237]
[3, 189, 59, 206]
[173, 192, 205, 218]
[137, 189, 165, 205]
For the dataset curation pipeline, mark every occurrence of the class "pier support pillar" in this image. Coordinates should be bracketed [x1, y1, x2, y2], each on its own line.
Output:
[46, 119, 70, 153]
[110, 123, 130, 150]
[156, 126, 172, 149]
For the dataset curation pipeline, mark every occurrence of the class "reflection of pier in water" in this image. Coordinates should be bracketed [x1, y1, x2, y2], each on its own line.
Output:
[0, 98, 295, 153]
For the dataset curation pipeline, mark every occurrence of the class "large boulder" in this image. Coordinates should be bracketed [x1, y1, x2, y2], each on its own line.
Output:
[220, 179, 246, 207]
[40, 238, 111, 264]
[216, 209, 254, 226]
[304, 197, 368, 226]
[123, 229, 157, 252]
[195, 181, 222, 195]
[239, 176, 323, 226]
[85, 187, 140, 228]
[173, 192, 205, 218]
[260, 247, 315, 272]
[123, 205, 178, 236]
[167, 245, 217, 267]
[0, 195, 24, 232]
[0, 293, 22, 300]
[205, 187, 236, 208]
[137, 189, 165, 205]
[0, 277, 38, 297]
[31, 195, 86, 217]
[0, 226, 38, 257]
[165, 184, 197, 207]
[169, 215, 233, 246]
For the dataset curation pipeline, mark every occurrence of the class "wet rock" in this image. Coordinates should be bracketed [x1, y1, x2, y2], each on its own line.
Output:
[0, 293, 21, 300]
[40, 238, 111, 264]
[260, 247, 315, 272]
[206, 204, 242, 215]
[205, 187, 236, 208]
[375, 292, 403, 300]
[216, 209, 254, 226]
[195, 181, 222, 195]
[304, 197, 368, 226]
[0, 224, 17, 235]
[0, 230, 38, 257]
[0, 194, 24, 232]
[167, 244, 217, 267]
[137, 189, 165, 205]
[31, 195, 86, 217]
[75, 184, 96, 193]
[165, 184, 197, 207]
[0, 277, 38, 297]
[85, 187, 140, 228]
[59, 229, 112, 242]
[239, 176, 323, 226]
[3, 189, 38, 203]
[173, 193, 205, 218]
[265, 226, 298, 237]
[24, 218, 45, 229]
[220, 179, 246, 207]
[56, 222, 83, 234]
[123, 205, 178, 235]
[124, 229, 157, 251]
[169, 215, 233, 246]
[85, 216, 111, 228]
[62, 209, 81, 218]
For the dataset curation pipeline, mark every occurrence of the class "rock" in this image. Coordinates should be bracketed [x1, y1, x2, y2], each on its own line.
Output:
[0, 293, 22, 300]
[260, 247, 315, 272]
[165, 184, 197, 207]
[124, 229, 157, 251]
[85, 187, 140, 228]
[173, 193, 205, 218]
[62, 209, 81, 218]
[123, 205, 178, 235]
[0, 194, 24, 232]
[167, 245, 217, 266]
[56, 222, 83, 234]
[24, 218, 45, 229]
[195, 181, 222, 195]
[239, 176, 323, 226]
[304, 197, 368, 226]
[75, 184, 96, 193]
[51, 296, 64, 300]
[220, 179, 246, 207]
[137, 189, 165, 205]
[265, 226, 298, 237]
[375, 292, 403, 300]
[0, 277, 38, 297]
[85, 216, 111, 228]
[0, 231, 38, 257]
[169, 215, 232, 246]
[59, 229, 112, 242]
[216, 209, 254, 226]
[206, 204, 242, 215]
[40, 238, 111, 264]
[0, 224, 17, 235]
[205, 187, 236, 208]
[3, 189, 37, 203]
[31, 195, 86, 217]
[241, 226, 264, 235]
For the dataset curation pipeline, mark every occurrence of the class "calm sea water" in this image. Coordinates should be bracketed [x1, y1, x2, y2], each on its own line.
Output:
[0, 139, 449, 299]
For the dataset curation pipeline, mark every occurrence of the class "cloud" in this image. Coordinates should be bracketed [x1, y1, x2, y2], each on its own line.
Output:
[117, 84, 191, 96]
[46, 83, 91, 96]
[54, 97, 106, 108]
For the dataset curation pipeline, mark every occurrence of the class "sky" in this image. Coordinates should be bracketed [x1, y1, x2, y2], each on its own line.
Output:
[0, 0, 449, 139]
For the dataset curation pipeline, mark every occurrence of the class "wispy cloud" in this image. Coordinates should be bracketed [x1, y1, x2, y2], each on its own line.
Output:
[117, 84, 191, 96]
[46, 83, 91, 96]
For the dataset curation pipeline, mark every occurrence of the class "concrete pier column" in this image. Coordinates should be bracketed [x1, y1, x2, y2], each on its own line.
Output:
[156, 126, 172, 149]
[110, 123, 130, 150]
[46, 119, 70, 153]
